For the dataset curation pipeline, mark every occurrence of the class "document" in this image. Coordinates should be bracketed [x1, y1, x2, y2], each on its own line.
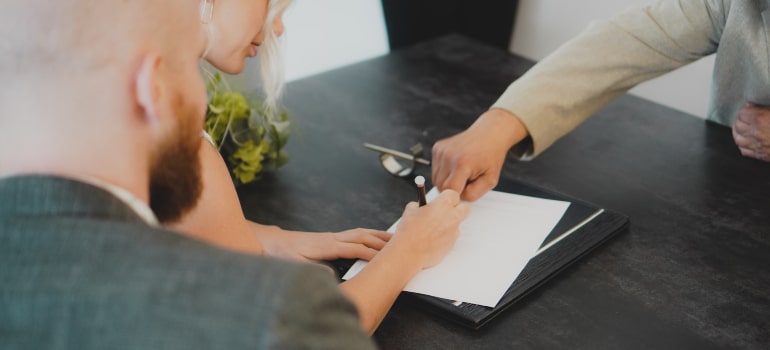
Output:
[342, 188, 570, 307]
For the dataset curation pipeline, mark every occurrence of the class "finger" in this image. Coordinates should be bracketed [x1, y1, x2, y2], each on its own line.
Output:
[441, 165, 472, 195]
[343, 229, 391, 241]
[738, 146, 756, 158]
[757, 112, 770, 125]
[431, 142, 445, 188]
[435, 189, 461, 207]
[734, 118, 754, 136]
[461, 174, 497, 202]
[357, 247, 380, 261]
[733, 119, 761, 148]
[454, 202, 472, 222]
[402, 201, 419, 216]
[336, 244, 379, 261]
[357, 248, 379, 261]
[341, 228, 387, 238]
[352, 233, 388, 250]
[338, 230, 388, 247]
[433, 155, 456, 192]
[740, 147, 770, 162]
[733, 132, 752, 148]
[364, 230, 392, 242]
[756, 151, 770, 162]
[738, 105, 758, 124]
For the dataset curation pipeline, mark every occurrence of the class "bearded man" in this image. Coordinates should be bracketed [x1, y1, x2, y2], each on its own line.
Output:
[0, 1, 373, 348]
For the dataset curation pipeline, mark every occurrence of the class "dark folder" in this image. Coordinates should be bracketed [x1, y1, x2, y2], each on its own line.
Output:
[331, 178, 629, 330]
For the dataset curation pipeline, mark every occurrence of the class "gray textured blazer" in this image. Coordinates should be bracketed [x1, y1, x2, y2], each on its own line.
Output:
[494, 0, 769, 158]
[0, 175, 375, 350]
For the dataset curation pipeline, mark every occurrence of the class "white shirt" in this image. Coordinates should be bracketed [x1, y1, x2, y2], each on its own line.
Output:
[79, 176, 160, 227]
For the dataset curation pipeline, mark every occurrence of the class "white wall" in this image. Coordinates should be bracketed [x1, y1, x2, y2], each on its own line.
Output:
[282, 0, 389, 82]
[511, 0, 714, 118]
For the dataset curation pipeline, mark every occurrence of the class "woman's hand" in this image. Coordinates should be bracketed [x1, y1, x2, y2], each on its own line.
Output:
[249, 222, 391, 262]
[388, 189, 472, 269]
[340, 189, 471, 333]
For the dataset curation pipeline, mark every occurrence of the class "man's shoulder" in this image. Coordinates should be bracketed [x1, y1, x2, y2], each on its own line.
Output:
[0, 175, 373, 348]
[125, 228, 376, 349]
[0, 218, 373, 348]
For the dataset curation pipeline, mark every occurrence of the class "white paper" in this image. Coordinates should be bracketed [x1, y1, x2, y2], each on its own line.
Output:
[342, 188, 570, 307]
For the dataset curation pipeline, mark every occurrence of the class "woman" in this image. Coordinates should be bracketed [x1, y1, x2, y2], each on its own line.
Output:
[172, 0, 470, 333]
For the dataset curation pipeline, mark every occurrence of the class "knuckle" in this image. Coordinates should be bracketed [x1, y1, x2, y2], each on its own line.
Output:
[453, 156, 472, 169]
[432, 144, 444, 158]
[441, 189, 461, 204]
[481, 176, 498, 188]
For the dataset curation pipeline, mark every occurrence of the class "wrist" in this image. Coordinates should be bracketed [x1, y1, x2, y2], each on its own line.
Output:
[382, 233, 430, 273]
[475, 108, 529, 150]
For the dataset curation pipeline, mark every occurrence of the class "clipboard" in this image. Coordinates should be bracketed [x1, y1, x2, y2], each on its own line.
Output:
[330, 178, 629, 329]
[409, 178, 629, 329]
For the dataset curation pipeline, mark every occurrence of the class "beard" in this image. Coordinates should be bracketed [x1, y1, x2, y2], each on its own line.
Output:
[148, 98, 204, 224]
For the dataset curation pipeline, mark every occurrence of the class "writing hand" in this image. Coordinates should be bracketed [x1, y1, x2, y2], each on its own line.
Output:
[733, 103, 770, 162]
[390, 189, 471, 268]
[338, 189, 470, 333]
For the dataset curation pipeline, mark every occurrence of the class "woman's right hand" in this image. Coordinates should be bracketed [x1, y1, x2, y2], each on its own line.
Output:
[339, 189, 470, 333]
[389, 189, 471, 269]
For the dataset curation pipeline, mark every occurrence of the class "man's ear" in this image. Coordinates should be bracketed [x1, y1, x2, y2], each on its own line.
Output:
[134, 53, 164, 133]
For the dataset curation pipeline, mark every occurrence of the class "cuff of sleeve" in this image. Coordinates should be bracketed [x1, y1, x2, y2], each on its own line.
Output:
[509, 135, 535, 161]
[491, 89, 558, 160]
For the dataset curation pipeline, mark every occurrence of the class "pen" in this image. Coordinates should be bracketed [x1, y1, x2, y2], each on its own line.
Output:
[415, 175, 427, 206]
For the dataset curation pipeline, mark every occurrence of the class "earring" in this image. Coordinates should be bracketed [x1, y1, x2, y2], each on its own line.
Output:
[200, 0, 214, 24]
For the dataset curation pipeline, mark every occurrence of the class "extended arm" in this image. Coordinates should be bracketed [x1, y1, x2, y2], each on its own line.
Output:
[172, 137, 391, 261]
[493, 0, 723, 157]
[432, 0, 726, 199]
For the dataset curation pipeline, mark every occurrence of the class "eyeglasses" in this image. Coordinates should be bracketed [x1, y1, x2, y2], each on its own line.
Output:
[363, 142, 430, 178]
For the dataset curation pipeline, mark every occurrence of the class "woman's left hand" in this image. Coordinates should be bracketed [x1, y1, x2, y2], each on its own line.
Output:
[250, 222, 391, 262]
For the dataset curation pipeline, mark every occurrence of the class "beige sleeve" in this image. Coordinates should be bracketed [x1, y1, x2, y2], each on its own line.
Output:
[495, 0, 727, 159]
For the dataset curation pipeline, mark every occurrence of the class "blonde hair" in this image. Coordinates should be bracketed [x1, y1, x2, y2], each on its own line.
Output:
[200, 0, 292, 118]
[259, 0, 293, 117]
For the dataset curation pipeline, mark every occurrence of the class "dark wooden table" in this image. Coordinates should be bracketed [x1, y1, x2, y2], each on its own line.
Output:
[238, 35, 770, 349]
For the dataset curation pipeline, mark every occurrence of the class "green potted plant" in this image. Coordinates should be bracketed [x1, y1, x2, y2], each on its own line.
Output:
[203, 72, 291, 186]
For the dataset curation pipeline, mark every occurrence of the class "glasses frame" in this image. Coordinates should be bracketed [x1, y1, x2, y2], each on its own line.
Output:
[364, 142, 430, 178]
